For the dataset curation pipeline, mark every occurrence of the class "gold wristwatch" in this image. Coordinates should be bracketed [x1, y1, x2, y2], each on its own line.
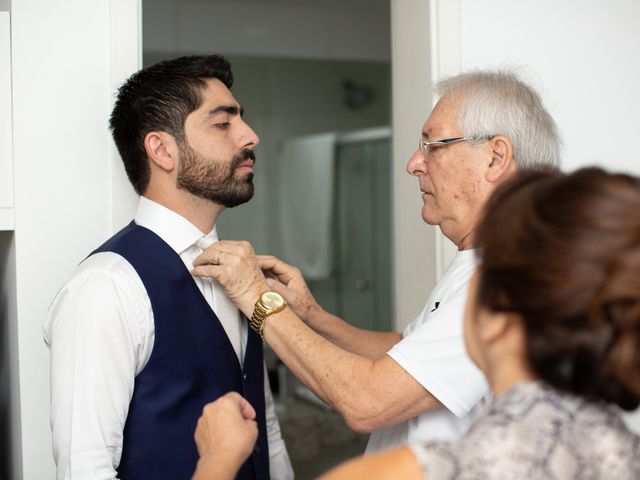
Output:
[249, 291, 287, 341]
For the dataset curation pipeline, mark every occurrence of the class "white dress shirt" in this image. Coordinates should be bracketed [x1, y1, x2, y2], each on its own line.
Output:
[44, 196, 293, 480]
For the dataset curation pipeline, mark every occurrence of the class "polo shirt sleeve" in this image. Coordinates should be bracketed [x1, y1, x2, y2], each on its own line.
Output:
[387, 290, 487, 418]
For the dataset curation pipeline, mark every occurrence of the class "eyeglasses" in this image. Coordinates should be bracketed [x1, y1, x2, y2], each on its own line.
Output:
[418, 136, 490, 157]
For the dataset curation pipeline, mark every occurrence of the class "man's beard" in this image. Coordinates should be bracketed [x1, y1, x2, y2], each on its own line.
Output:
[176, 143, 255, 208]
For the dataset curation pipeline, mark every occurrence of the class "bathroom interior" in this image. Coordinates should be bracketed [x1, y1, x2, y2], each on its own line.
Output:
[143, 0, 392, 476]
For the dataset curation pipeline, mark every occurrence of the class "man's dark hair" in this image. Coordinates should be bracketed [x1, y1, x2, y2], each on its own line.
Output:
[109, 55, 234, 195]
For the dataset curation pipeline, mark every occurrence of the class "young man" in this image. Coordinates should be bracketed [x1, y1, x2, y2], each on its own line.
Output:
[44, 55, 292, 480]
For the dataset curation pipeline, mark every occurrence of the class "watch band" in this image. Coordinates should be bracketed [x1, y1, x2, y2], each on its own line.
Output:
[248, 302, 269, 340]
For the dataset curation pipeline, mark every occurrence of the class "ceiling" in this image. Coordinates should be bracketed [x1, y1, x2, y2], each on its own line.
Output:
[143, 0, 391, 61]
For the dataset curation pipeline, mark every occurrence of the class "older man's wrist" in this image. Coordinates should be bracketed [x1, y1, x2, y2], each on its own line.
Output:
[240, 283, 269, 318]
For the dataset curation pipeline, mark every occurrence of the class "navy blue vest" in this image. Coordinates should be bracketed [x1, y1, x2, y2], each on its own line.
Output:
[92, 222, 269, 480]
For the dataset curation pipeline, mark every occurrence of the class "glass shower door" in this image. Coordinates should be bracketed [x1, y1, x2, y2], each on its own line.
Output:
[333, 135, 392, 332]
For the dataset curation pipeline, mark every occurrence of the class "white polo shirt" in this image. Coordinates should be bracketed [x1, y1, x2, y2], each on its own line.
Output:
[366, 249, 490, 453]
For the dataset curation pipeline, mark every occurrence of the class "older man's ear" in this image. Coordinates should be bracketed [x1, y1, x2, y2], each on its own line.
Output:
[486, 135, 516, 183]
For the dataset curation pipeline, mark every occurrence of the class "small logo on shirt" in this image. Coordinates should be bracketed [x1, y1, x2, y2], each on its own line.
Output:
[430, 302, 440, 313]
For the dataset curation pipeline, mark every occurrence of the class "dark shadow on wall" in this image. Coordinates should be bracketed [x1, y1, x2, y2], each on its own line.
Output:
[0, 231, 20, 480]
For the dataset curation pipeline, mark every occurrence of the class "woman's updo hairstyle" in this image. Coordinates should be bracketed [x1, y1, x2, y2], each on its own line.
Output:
[475, 167, 640, 410]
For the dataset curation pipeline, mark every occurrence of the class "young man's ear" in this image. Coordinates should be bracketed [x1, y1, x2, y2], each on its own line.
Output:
[486, 135, 515, 183]
[144, 131, 178, 172]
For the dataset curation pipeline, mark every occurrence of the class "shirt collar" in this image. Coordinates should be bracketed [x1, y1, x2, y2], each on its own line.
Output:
[134, 196, 218, 254]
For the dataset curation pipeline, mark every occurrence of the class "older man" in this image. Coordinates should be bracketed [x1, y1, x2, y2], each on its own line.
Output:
[193, 70, 561, 453]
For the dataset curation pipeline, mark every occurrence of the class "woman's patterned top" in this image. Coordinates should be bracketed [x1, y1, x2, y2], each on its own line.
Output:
[410, 381, 640, 479]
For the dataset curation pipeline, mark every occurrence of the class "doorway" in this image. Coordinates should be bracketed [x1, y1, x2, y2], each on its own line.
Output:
[142, 1, 392, 477]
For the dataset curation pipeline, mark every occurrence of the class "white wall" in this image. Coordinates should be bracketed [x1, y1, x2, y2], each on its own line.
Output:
[0, 12, 13, 229]
[110, 1, 143, 230]
[458, 0, 640, 176]
[8, 1, 139, 478]
[390, 0, 436, 330]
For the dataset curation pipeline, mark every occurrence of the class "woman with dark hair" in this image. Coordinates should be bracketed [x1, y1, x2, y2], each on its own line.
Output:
[194, 167, 640, 479]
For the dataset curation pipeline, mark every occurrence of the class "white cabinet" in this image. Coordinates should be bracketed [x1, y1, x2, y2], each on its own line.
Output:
[0, 2, 140, 478]
[0, 11, 13, 230]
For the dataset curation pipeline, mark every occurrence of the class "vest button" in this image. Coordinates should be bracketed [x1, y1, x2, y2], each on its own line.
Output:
[254, 445, 261, 454]
[243, 373, 247, 382]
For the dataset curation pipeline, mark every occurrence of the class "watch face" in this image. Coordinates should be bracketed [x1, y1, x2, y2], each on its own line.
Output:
[261, 291, 285, 309]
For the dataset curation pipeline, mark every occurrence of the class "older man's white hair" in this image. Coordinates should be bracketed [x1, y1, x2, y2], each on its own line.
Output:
[436, 70, 562, 170]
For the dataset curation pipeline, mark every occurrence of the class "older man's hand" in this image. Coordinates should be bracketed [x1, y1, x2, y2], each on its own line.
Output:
[192, 240, 269, 317]
[258, 255, 323, 323]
